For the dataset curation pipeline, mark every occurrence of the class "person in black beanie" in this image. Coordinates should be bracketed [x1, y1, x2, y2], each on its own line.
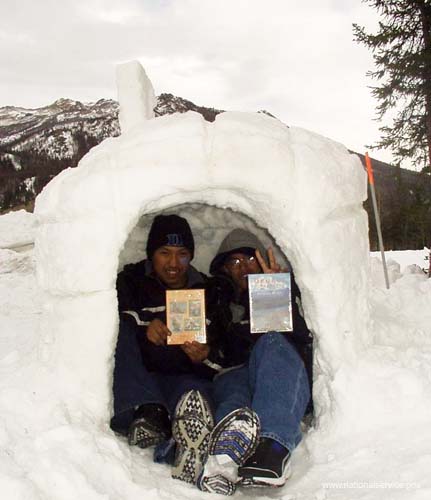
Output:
[110, 214, 219, 485]
[146, 214, 195, 260]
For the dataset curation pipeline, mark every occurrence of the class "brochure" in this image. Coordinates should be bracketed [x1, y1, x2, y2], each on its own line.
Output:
[166, 288, 206, 345]
[248, 273, 292, 333]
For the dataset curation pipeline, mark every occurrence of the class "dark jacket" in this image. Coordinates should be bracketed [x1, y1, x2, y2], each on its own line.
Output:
[117, 260, 220, 379]
[206, 271, 314, 417]
[206, 273, 313, 371]
[206, 228, 313, 390]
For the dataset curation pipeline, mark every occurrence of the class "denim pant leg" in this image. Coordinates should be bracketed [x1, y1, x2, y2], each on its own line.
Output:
[213, 365, 251, 424]
[110, 319, 166, 435]
[248, 332, 310, 452]
[157, 374, 214, 416]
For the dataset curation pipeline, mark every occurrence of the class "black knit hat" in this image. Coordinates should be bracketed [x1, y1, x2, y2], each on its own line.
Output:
[146, 214, 195, 260]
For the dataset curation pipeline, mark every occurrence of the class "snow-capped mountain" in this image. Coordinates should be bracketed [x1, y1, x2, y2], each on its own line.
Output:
[0, 94, 429, 251]
[0, 94, 223, 213]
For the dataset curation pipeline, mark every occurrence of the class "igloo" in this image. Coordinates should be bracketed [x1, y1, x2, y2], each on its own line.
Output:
[35, 61, 370, 441]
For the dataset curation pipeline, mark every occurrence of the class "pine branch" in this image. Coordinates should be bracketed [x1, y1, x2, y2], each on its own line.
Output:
[353, 0, 431, 172]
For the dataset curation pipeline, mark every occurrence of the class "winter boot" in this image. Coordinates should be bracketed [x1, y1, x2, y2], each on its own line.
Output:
[171, 390, 214, 484]
[128, 403, 171, 448]
[238, 437, 291, 487]
[198, 407, 260, 496]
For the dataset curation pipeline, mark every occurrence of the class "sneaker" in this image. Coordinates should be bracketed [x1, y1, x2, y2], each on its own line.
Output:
[171, 390, 214, 484]
[198, 407, 260, 496]
[238, 437, 291, 487]
[128, 403, 171, 448]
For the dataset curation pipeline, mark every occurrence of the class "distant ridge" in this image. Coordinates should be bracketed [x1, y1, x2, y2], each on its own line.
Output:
[0, 93, 223, 214]
[0, 95, 429, 249]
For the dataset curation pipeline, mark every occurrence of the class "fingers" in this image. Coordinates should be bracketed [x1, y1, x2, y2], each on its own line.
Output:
[149, 330, 166, 346]
[267, 247, 281, 272]
[256, 247, 282, 274]
[181, 345, 191, 360]
[182, 341, 204, 355]
[147, 321, 210, 361]
[267, 247, 276, 269]
[147, 319, 171, 346]
[181, 341, 209, 363]
[255, 249, 269, 273]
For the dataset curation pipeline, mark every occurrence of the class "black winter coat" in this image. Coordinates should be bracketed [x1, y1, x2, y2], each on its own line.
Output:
[206, 272, 313, 387]
[116, 260, 220, 379]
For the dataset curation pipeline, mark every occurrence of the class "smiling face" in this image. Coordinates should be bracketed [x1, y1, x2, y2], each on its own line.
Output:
[223, 252, 262, 292]
[152, 245, 191, 289]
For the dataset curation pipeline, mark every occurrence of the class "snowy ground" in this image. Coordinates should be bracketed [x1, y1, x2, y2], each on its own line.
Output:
[1, 210, 430, 499]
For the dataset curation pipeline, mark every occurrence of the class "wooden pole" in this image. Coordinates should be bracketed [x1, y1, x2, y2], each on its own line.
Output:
[428, 247, 431, 278]
[365, 152, 390, 289]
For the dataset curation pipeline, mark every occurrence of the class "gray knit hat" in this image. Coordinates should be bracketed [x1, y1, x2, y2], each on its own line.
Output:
[209, 228, 267, 275]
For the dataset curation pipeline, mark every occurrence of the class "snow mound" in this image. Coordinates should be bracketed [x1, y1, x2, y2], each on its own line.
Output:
[371, 247, 429, 285]
[35, 80, 370, 433]
[0, 209, 36, 250]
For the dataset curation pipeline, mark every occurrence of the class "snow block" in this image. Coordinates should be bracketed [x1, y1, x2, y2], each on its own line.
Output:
[35, 217, 120, 294]
[116, 60, 156, 132]
[35, 62, 370, 429]
[38, 291, 118, 419]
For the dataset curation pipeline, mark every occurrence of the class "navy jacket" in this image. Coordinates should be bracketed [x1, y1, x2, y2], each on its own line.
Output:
[116, 260, 220, 379]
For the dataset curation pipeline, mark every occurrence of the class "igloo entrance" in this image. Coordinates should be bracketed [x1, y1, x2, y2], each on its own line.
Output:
[35, 61, 370, 441]
[119, 203, 290, 275]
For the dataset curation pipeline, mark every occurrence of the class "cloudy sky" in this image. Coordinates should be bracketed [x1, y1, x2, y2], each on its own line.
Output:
[1, 0, 396, 164]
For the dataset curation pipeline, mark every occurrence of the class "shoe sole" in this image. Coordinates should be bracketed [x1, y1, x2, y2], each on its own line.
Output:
[240, 460, 292, 488]
[128, 418, 167, 448]
[171, 390, 214, 484]
[199, 473, 236, 496]
[199, 408, 260, 496]
[209, 408, 260, 465]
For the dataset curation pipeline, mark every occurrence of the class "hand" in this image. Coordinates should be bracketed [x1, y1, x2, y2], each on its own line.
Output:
[181, 341, 210, 363]
[146, 319, 171, 346]
[255, 247, 285, 274]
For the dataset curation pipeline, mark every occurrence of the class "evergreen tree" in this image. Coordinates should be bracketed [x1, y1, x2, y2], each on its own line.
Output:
[353, 0, 431, 172]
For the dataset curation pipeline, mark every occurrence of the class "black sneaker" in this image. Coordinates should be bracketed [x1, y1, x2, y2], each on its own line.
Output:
[238, 437, 291, 487]
[198, 407, 260, 496]
[128, 403, 171, 448]
[171, 390, 214, 484]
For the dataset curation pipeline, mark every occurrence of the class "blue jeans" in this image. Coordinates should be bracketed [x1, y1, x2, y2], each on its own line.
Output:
[110, 318, 213, 435]
[213, 332, 310, 452]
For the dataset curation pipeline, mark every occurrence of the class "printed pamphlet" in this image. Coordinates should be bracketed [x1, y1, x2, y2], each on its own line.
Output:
[166, 289, 206, 345]
[248, 273, 292, 333]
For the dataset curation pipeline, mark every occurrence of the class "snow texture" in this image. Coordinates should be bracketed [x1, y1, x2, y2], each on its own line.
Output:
[1, 62, 428, 498]
[0, 209, 37, 250]
[1, 210, 430, 499]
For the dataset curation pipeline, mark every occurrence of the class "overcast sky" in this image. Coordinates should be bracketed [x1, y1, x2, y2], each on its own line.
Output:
[0, 0, 398, 165]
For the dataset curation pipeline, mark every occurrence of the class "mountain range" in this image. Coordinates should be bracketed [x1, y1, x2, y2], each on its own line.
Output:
[0, 94, 429, 250]
[0, 94, 223, 213]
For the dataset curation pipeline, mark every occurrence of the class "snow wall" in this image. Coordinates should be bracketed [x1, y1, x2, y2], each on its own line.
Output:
[34, 62, 370, 440]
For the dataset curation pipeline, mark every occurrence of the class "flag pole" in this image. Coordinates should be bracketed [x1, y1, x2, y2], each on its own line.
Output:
[365, 152, 390, 289]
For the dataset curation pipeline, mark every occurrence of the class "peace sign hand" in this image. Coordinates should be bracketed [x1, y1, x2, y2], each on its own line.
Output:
[255, 247, 284, 274]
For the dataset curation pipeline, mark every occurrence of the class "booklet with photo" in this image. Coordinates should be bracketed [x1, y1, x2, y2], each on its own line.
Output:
[166, 289, 206, 345]
[248, 273, 292, 333]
